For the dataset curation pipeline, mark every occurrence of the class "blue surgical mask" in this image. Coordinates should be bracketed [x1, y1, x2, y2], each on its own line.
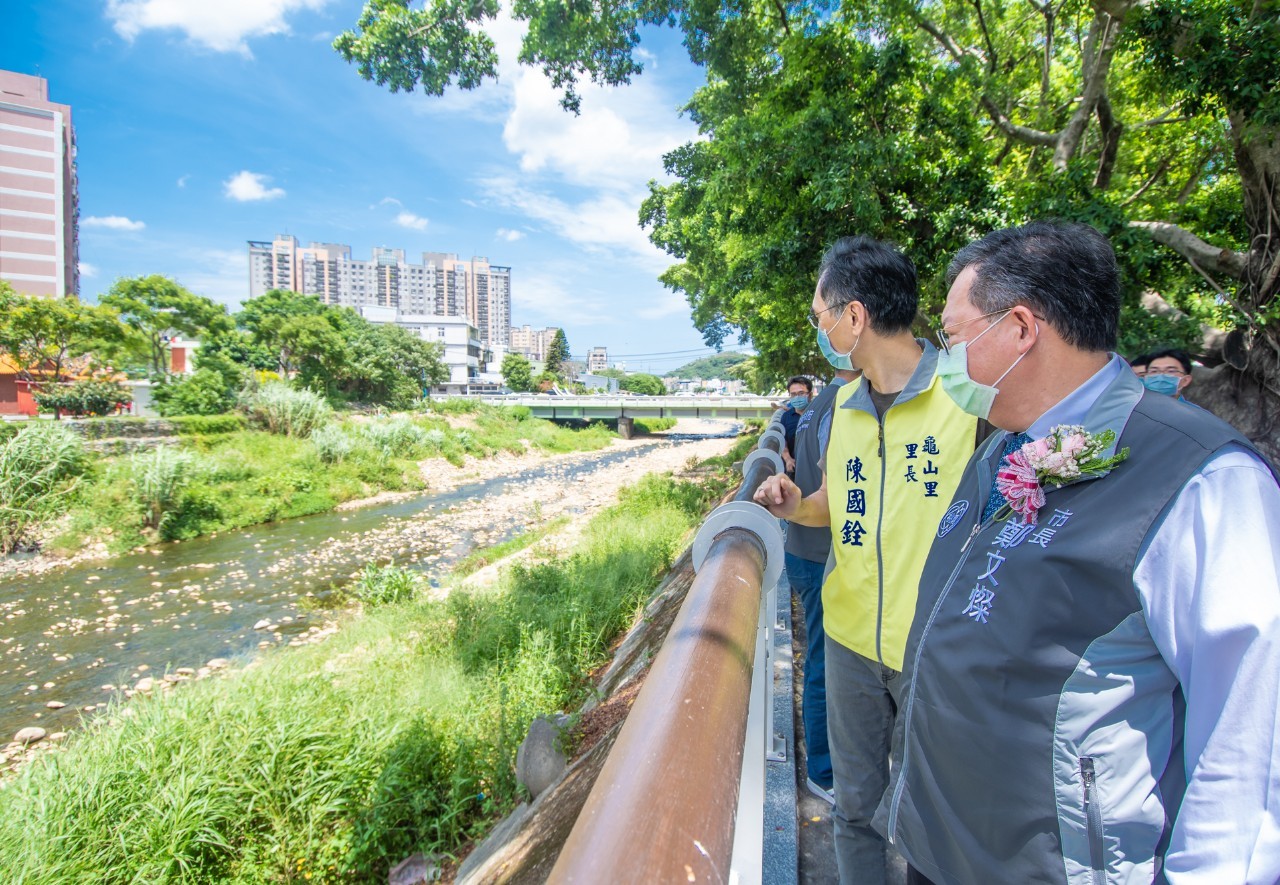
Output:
[935, 311, 1032, 420]
[1142, 374, 1180, 397]
[787, 395, 810, 410]
[816, 307, 860, 371]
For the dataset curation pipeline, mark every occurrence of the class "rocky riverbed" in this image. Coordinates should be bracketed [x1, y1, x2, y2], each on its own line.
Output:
[0, 421, 740, 760]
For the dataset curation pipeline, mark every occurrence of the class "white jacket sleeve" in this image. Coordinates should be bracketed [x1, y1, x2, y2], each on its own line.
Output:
[1136, 445, 1280, 884]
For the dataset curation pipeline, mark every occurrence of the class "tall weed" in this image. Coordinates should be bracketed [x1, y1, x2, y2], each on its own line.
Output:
[0, 422, 85, 552]
[358, 417, 426, 458]
[126, 446, 199, 530]
[241, 383, 332, 437]
[310, 423, 355, 464]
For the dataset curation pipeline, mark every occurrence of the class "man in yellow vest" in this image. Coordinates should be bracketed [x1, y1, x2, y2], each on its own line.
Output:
[755, 236, 983, 884]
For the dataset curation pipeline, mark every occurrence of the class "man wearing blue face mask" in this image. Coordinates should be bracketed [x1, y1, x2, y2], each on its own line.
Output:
[1142, 347, 1194, 400]
[754, 236, 984, 885]
[779, 376, 814, 473]
[873, 221, 1280, 884]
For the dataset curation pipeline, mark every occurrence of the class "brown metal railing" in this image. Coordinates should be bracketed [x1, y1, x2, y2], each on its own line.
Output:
[549, 419, 787, 883]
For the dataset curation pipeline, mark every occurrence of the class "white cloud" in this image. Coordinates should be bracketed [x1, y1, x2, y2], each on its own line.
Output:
[106, 0, 329, 55]
[496, 227, 525, 242]
[395, 211, 429, 231]
[78, 262, 98, 279]
[480, 176, 670, 273]
[177, 174, 190, 188]
[379, 197, 403, 207]
[224, 170, 286, 202]
[82, 215, 146, 231]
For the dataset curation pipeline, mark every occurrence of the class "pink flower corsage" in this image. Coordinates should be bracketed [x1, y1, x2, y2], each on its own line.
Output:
[994, 425, 1130, 524]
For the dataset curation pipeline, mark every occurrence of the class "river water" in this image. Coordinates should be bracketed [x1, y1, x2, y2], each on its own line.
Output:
[0, 430, 735, 741]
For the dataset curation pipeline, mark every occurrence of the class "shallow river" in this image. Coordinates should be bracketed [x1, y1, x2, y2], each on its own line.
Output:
[0, 430, 733, 740]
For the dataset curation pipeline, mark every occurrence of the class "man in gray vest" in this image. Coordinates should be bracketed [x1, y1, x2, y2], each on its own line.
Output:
[785, 367, 860, 802]
[874, 221, 1280, 883]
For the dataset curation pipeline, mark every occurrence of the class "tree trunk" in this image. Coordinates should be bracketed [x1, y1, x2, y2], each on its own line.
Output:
[1186, 349, 1280, 465]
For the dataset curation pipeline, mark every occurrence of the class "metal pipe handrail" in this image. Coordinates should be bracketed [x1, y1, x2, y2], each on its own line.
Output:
[549, 526, 768, 884]
[549, 428, 788, 882]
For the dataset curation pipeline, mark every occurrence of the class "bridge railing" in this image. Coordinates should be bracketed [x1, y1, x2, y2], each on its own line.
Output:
[549, 414, 791, 883]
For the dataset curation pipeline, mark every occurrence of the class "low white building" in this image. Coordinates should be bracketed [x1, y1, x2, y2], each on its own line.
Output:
[358, 306, 486, 395]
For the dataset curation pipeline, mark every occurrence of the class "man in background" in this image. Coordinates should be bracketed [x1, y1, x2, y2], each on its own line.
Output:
[785, 366, 860, 803]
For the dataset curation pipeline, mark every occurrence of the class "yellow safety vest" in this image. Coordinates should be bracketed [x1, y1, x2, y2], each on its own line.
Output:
[823, 372, 977, 670]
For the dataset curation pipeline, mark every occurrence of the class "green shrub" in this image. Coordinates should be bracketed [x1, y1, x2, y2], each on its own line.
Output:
[32, 380, 132, 417]
[168, 414, 248, 435]
[633, 417, 677, 434]
[125, 446, 199, 530]
[358, 417, 426, 458]
[507, 405, 532, 422]
[151, 369, 237, 417]
[241, 383, 332, 437]
[351, 563, 421, 606]
[422, 397, 480, 415]
[311, 423, 355, 464]
[0, 422, 86, 552]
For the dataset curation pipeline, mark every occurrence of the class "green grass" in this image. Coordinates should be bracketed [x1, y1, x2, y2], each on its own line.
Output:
[632, 417, 677, 434]
[451, 516, 570, 577]
[0, 462, 738, 884]
[45, 407, 621, 555]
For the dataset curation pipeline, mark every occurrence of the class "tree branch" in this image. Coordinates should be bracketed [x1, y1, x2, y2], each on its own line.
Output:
[1053, 11, 1122, 169]
[970, 0, 998, 74]
[1121, 157, 1171, 206]
[911, 11, 980, 65]
[1140, 291, 1227, 361]
[980, 95, 1060, 147]
[1093, 94, 1123, 189]
[1130, 220, 1248, 279]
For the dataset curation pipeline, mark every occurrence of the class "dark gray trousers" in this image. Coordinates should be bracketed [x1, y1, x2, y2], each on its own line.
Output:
[826, 636, 906, 885]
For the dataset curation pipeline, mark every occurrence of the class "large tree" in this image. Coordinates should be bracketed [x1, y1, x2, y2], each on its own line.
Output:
[501, 351, 535, 391]
[0, 284, 126, 385]
[339, 0, 1280, 454]
[101, 276, 231, 378]
[544, 328, 570, 378]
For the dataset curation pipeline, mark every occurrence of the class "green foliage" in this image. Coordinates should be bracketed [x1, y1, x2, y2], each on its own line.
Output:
[237, 291, 446, 406]
[500, 351, 535, 392]
[151, 369, 237, 417]
[0, 459, 740, 882]
[169, 414, 248, 435]
[0, 422, 85, 552]
[100, 276, 232, 377]
[125, 446, 199, 530]
[240, 382, 333, 437]
[310, 422, 356, 464]
[665, 351, 749, 379]
[544, 329, 570, 377]
[632, 417, 676, 434]
[357, 417, 427, 458]
[351, 563, 422, 606]
[32, 380, 131, 417]
[421, 396, 481, 415]
[617, 372, 665, 396]
[0, 290, 126, 382]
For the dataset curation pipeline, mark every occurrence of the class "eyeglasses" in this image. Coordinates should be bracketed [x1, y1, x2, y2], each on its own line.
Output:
[934, 309, 1014, 355]
[1145, 367, 1186, 376]
[807, 302, 847, 329]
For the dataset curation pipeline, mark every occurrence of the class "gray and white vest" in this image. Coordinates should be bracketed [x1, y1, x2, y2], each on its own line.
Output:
[873, 371, 1276, 884]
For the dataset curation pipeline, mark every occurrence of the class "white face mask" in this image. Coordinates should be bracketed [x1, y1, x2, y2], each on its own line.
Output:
[935, 311, 1034, 420]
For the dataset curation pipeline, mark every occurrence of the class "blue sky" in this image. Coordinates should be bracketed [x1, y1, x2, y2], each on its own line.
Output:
[3, 1, 752, 373]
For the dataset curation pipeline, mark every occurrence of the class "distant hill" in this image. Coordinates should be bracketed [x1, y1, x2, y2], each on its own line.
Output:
[664, 352, 749, 379]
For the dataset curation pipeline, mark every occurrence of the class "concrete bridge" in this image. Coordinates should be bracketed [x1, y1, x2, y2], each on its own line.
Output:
[475, 394, 780, 421]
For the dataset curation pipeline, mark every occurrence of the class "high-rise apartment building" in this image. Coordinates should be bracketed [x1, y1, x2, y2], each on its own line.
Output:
[0, 70, 78, 298]
[587, 347, 608, 373]
[509, 325, 561, 363]
[249, 237, 510, 345]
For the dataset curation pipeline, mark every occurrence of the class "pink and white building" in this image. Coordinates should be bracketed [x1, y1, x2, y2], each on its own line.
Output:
[0, 70, 78, 299]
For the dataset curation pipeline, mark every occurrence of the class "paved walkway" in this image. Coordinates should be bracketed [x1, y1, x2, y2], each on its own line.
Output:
[791, 592, 908, 885]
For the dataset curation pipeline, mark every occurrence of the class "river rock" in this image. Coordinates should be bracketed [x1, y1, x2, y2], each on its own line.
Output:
[175, 667, 195, 676]
[45, 701, 65, 709]
[515, 714, 571, 798]
[14, 727, 46, 745]
[135, 677, 154, 692]
[388, 852, 441, 885]
[206, 658, 228, 670]
[253, 619, 272, 630]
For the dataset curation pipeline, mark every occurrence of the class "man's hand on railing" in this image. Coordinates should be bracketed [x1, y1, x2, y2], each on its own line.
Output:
[753, 473, 803, 519]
